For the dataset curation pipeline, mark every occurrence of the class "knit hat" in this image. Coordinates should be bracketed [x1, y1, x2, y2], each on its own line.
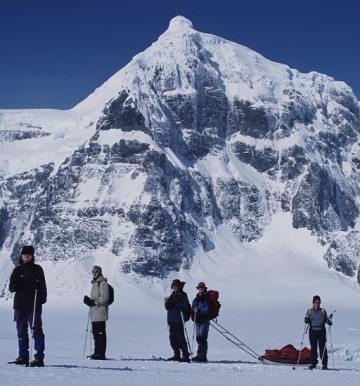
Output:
[92, 265, 102, 274]
[312, 295, 321, 303]
[171, 279, 181, 287]
[196, 282, 206, 289]
[21, 245, 34, 255]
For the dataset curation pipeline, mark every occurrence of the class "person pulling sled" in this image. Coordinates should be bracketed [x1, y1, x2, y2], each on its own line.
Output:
[304, 295, 333, 370]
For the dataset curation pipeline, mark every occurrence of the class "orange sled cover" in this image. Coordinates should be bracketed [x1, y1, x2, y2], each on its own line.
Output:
[260, 344, 311, 365]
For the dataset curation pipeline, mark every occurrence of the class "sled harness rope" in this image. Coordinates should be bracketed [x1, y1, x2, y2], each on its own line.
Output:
[210, 320, 260, 361]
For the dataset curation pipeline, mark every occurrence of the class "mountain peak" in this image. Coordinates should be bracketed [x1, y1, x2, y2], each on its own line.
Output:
[1, 15, 360, 290]
[167, 16, 193, 32]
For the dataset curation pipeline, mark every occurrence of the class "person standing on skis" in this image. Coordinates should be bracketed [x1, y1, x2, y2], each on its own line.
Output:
[83, 265, 109, 360]
[191, 281, 211, 362]
[9, 245, 47, 367]
[164, 279, 191, 362]
[304, 295, 333, 370]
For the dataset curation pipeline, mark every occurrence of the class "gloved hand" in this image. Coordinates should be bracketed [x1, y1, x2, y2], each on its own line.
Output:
[83, 295, 94, 307]
[304, 316, 310, 324]
[328, 320, 333, 326]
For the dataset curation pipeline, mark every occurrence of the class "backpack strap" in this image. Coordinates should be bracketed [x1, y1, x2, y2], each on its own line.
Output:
[307, 307, 327, 328]
[321, 308, 327, 326]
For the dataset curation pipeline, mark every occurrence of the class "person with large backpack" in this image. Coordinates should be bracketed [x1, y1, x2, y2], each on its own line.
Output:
[304, 295, 333, 370]
[191, 282, 212, 362]
[8, 245, 47, 367]
[83, 265, 109, 360]
[164, 279, 191, 362]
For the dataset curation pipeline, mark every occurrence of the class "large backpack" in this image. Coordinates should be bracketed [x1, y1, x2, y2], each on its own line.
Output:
[98, 282, 114, 305]
[107, 283, 114, 305]
[179, 282, 191, 322]
[182, 301, 192, 322]
[207, 290, 221, 320]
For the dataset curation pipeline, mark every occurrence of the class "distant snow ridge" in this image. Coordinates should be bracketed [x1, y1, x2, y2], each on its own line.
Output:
[1, 16, 360, 288]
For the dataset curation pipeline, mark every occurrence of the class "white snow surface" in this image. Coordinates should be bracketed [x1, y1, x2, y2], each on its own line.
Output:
[1, 213, 360, 385]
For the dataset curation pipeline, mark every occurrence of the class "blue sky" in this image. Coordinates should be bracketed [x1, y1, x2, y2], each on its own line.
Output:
[1, 0, 359, 109]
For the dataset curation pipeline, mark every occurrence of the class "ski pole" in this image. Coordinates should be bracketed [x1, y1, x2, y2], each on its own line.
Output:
[29, 289, 38, 367]
[191, 312, 197, 358]
[89, 323, 93, 357]
[321, 333, 328, 366]
[180, 311, 192, 356]
[295, 320, 309, 368]
[328, 325, 335, 368]
[322, 310, 336, 367]
[83, 308, 91, 358]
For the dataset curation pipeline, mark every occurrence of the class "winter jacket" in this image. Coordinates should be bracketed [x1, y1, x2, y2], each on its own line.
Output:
[191, 291, 211, 324]
[165, 290, 191, 325]
[9, 261, 47, 313]
[90, 275, 109, 322]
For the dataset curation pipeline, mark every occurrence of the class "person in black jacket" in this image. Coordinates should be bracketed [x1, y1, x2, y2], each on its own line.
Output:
[164, 279, 191, 362]
[9, 245, 47, 367]
[191, 282, 211, 362]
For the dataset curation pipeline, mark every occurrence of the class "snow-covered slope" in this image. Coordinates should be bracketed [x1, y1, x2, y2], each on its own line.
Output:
[1, 214, 360, 385]
[1, 16, 360, 295]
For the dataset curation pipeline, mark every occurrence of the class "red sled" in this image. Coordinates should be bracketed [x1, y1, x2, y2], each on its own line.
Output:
[259, 344, 311, 366]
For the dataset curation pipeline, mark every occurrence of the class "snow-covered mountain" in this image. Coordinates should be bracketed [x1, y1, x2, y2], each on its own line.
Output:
[1, 16, 360, 292]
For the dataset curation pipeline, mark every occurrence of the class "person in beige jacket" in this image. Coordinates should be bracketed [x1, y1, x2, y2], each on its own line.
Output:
[83, 265, 109, 360]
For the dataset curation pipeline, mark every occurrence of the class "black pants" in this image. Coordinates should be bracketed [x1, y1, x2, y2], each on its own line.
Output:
[92, 321, 106, 357]
[309, 328, 327, 367]
[168, 323, 189, 357]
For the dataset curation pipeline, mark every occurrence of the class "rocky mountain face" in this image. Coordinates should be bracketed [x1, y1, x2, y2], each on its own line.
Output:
[1, 16, 360, 284]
